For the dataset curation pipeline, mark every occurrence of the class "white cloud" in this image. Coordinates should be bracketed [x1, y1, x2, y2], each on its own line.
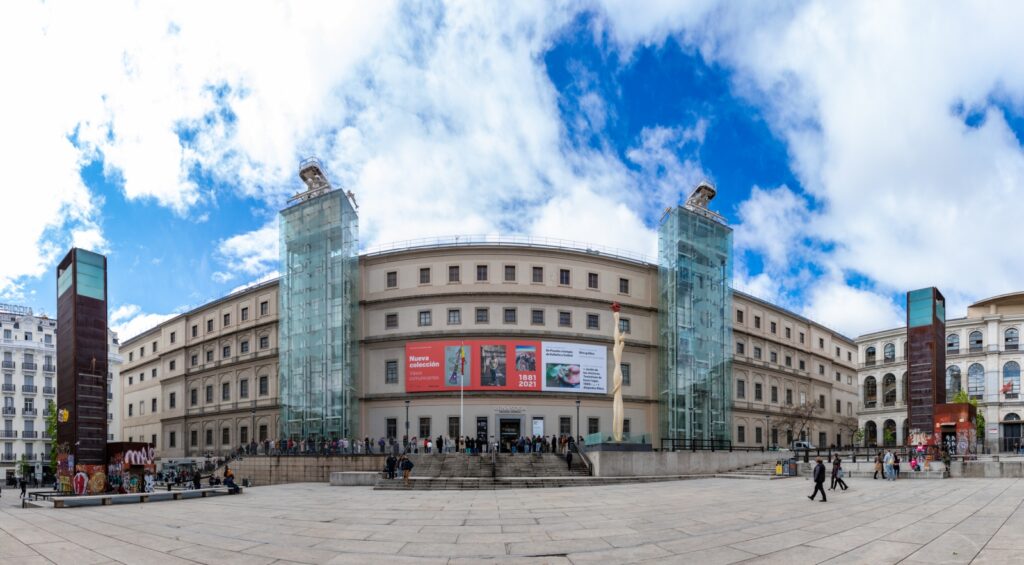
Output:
[802, 277, 905, 338]
[214, 222, 279, 280]
[229, 270, 281, 295]
[109, 303, 177, 341]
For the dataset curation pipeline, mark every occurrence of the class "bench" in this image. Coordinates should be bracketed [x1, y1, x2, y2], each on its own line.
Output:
[51, 487, 237, 508]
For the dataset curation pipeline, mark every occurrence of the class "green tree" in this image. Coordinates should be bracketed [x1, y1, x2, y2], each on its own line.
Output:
[853, 428, 865, 446]
[951, 389, 986, 442]
[46, 400, 58, 471]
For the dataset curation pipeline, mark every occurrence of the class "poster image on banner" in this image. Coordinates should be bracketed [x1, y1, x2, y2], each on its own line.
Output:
[443, 345, 470, 387]
[480, 345, 507, 387]
[541, 341, 607, 394]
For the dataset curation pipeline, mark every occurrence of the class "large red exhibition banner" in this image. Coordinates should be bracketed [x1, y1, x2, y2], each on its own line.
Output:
[405, 340, 542, 392]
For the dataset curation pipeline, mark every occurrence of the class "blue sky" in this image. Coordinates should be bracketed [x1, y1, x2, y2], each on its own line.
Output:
[4, 2, 1024, 339]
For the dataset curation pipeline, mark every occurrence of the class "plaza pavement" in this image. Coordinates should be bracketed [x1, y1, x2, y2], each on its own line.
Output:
[2, 476, 1024, 564]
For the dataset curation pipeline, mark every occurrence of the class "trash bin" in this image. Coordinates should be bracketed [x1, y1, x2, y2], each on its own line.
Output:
[787, 459, 798, 477]
[775, 461, 783, 476]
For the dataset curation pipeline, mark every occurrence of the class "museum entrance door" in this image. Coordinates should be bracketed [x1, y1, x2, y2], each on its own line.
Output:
[499, 418, 521, 452]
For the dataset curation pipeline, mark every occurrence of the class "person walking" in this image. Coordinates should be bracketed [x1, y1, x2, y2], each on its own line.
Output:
[873, 452, 882, 479]
[566, 446, 574, 471]
[20, 477, 27, 499]
[893, 452, 901, 479]
[808, 457, 827, 502]
[830, 454, 848, 491]
[400, 456, 414, 487]
[884, 450, 895, 481]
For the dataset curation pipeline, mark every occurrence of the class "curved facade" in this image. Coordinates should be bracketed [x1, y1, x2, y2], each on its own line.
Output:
[857, 292, 1024, 451]
[358, 244, 659, 446]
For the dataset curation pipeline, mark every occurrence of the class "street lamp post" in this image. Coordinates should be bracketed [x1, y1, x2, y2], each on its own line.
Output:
[575, 398, 581, 442]
[404, 400, 410, 451]
[766, 414, 771, 450]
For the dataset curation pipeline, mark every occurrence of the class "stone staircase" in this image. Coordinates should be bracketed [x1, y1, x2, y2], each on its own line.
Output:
[375, 452, 589, 490]
[495, 453, 590, 477]
[719, 461, 784, 479]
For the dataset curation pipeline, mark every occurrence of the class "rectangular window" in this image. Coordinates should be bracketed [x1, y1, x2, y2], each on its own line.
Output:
[386, 418, 397, 439]
[222, 382, 230, 401]
[785, 356, 792, 367]
[623, 419, 631, 435]
[736, 342, 745, 355]
[770, 322, 777, 334]
[475, 308, 489, 323]
[241, 307, 248, 321]
[753, 347, 762, 359]
[531, 309, 544, 325]
[558, 311, 571, 327]
[385, 360, 398, 384]
[170, 331, 176, 344]
[206, 350, 213, 362]
[771, 386, 778, 403]
[753, 426, 763, 445]
[223, 313, 230, 326]
[259, 424, 268, 442]
[448, 265, 460, 282]
[190, 388, 197, 406]
[737, 425, 746, 443]
[260, 301, 268, 316]
[737, 379, 746, 399]
[588, 417, 599, 435]
[618, 318, 631, 334]
[240, 426, 248, 445]
[819, 337, 825, 348]
[503, 308, 517, 324]
[819, 395, 826, 409]
[151, 398, 157, 412]
[129, 376, 133, 385]
[240, 379, 249, 398]
[128, 404, 133, 416]
[385, 313, 398, 329]
[386, 271, 397, 288]
[737, 310, 744, 323]
[836, 399, 841, 413]
[207, 319, 213, 332]
[560, 416, 571, 435]
[532, 267, 543, 283]
[448, 417, 460, 440]
[191, 325, 197, 337]
[770, 351, 778, 363]
[129, 352, 133, 362]
[259, 376, 268, 396]
[754, 383, 763, 401]
[151, 368, 157, 379]
[152, 340, 158, 353]
[620, 363, 631, 386]
[419, 417, 431, 438]
[169, 392, 176, 408]
[418, 310, 432, 327]
[222, 345, 230, 358]
[819, 364, 825, 375]
[191, 430, 198, 447]
[754, 316, 761, 329]
[559, 269, 570, 285]
[169, 431, 176, 448]
[206, 429, 213, 446]
[587, 272, 598, 289]
[447, 309, 461, 325]
[240, 341, 249, 354]
[259, 336, 269, 349]
[835, 371, 841, 382]
[222, 428, 230, 445]
[836, 346, 841, 357]
[419, 268, 431, 284]
[799, 360, 805, 370]
[587, 314, 599, 330]
[786, 389, 793, 405]
[504, 265, 516, 282]
[205, 385, 213, 403]
[800, 391, 806, 404]
[476, 264, 488, 281]
[785, 327, 791, 339]
[799, 332, 805, 344]
[619, 278, 629, 294]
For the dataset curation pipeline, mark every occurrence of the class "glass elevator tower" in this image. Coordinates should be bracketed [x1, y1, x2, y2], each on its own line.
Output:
[659, 183, 733, 444]
[279, 158, 359, 441]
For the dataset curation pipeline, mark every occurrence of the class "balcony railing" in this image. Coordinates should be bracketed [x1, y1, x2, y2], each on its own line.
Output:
[22, 362, 37, 371]
[42, 410, 52, 418]
[21, 430, 37, 438]
[23, 408, 37, 417]
[42, 364, 55, 373]
[1, 453, 15, 461]
[41, 431, 50, 438]
[1, 383, 14, 393]
[0, 430, 17, 438]
[1, 407, 15, 416]
[43, 386, 55, 395]
[21, 385, 37, 394]
[1, 360, 13, 369]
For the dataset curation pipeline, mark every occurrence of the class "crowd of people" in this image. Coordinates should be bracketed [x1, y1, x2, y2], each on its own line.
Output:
[222, 433, 587, 458]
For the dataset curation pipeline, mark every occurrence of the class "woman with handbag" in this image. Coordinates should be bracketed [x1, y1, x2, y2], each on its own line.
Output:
[830, 454, 848, 491]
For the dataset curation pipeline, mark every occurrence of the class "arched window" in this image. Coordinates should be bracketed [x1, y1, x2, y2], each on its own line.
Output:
[947, 334, 960, 353]
[1006, 328, 1019, 351]
[883, 374, 896, 406]
[946, 366, 962, 402]
[1006, 413, 1021, 421]
[883, 343, 896, 362]
[1003, 362, 1020, 399]
[866, 347, 877, 365]
[864, 376, 877, 408]
[970, 331, 984, 352]
[968, 363, 985, 400]
[865, 421, 878, 447]
[883, 420, 897, 446]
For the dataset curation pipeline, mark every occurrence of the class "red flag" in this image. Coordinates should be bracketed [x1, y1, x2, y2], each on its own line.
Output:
[1002, 381, 1014, 394]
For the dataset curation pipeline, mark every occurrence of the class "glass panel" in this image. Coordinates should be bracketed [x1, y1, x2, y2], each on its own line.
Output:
[279, 189, 359, 441]
[658, 205, 732, 443]
[76, 251, 106, 300]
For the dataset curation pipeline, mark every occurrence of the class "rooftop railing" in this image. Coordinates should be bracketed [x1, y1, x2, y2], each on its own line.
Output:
[363, 234, 654, 265]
